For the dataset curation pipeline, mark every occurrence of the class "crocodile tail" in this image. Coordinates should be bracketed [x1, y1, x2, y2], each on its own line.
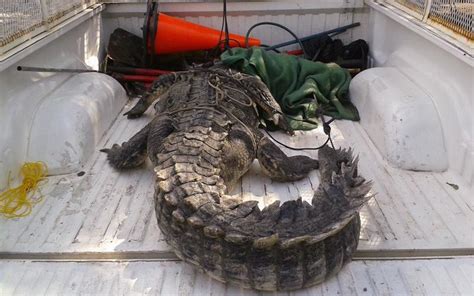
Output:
[155, 135, 372, 291]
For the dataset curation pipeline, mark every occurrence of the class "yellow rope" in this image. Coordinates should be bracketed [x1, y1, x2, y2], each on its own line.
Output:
[0, 162, 48, 218]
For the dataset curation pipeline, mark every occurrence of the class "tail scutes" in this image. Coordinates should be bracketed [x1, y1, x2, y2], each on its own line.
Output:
[157, 145, 373, 290]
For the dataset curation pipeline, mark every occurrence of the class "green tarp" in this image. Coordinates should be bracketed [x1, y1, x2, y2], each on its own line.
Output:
[220, 47, 359, 130]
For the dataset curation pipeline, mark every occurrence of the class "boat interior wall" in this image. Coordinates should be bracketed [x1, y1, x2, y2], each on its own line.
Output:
[0, 14, 126, 190]
[102, 1, 370, 54]
[366, 6, 473, 186]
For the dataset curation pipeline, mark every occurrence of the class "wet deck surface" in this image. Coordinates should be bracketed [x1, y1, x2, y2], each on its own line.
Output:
[1, 99, 472, 294]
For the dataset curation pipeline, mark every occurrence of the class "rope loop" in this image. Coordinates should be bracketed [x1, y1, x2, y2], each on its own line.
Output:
[0, 162, 48, 218]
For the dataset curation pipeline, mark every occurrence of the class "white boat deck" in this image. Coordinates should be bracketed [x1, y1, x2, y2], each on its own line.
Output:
[2, 259, 472, 295]
[1, 99, 472, 294]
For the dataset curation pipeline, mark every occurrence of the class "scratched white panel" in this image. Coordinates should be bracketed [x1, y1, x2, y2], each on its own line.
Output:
[1, 259, 472, 295]
[0, 99, 472, 255]
[351, 7, 370, 41]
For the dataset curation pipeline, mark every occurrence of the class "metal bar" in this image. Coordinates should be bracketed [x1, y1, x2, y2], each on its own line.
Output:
[0, 247, 472, 262]
[17, 66, 98, 73]
[422, 0, 433, 22]
[264, 22, 360, 51]
[107, 66, 171, 76]
[0, 251, 179, 262]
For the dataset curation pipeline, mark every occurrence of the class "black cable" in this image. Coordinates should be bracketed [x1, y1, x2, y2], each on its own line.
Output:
[223, 0, 231, 50]
[321, 116, 335, 149]
[215, 8, 225, 48]
[245, 22, 309, 59]
[210, 0, 233, 57]
[218, 38, 242, 48]
[264, 129, 331, 151]
[264, 115, 335, 151]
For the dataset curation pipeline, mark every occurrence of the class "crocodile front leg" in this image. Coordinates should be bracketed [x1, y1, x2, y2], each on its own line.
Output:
[257, 136, 319, 182]
[238, 75, 293, 134]
[220, 126, 257, 191]
[147, 115, 176, 164]
[124, 72, 181, 118]
[100, 116, 175, 169]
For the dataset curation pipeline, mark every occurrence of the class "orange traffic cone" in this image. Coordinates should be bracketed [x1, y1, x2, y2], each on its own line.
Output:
[149, 13, 261, 55]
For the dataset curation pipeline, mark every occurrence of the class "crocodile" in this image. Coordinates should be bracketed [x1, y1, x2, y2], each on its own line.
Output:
[101, 66, 372, 291]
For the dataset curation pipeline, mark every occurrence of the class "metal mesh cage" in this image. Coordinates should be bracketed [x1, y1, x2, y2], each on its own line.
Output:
[392, 0, 426, 16]
[42, 0, 95, 24]
[428, 0, 473, 40]
[1, 0, 97, 54]
[0, 0, 44, 47]
[386, 0, 473, 45]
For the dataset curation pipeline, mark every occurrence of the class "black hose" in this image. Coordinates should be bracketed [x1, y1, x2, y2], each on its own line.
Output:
[245, 21, 309, 59]
[264, 22, 360, 52]
[260, 44, 281, 53]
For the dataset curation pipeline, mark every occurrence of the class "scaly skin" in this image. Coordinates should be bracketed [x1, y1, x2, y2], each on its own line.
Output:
[102, 67, 372, 291]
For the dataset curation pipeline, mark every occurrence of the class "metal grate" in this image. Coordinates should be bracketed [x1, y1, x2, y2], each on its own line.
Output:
[392, 0, 426, 16]
[0, 0, 44, 47]
[386, 0, 473, 44]
[42, 0, 96, 24]
[0, 0, 97, 54]
[428, 0, 473, 40]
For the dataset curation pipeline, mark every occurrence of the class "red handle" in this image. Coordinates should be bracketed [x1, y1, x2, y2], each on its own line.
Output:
[113, 73, 158, 83]
[108, 66, 171, 76]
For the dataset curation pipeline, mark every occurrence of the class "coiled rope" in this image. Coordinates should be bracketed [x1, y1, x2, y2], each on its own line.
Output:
[0, 162, 48, 218]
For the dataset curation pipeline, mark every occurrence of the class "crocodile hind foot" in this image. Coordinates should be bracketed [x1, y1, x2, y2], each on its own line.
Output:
[257, 136, 319, 182]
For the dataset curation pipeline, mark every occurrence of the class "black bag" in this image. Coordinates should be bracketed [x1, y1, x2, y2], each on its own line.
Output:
[303, 35, 369, 70]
